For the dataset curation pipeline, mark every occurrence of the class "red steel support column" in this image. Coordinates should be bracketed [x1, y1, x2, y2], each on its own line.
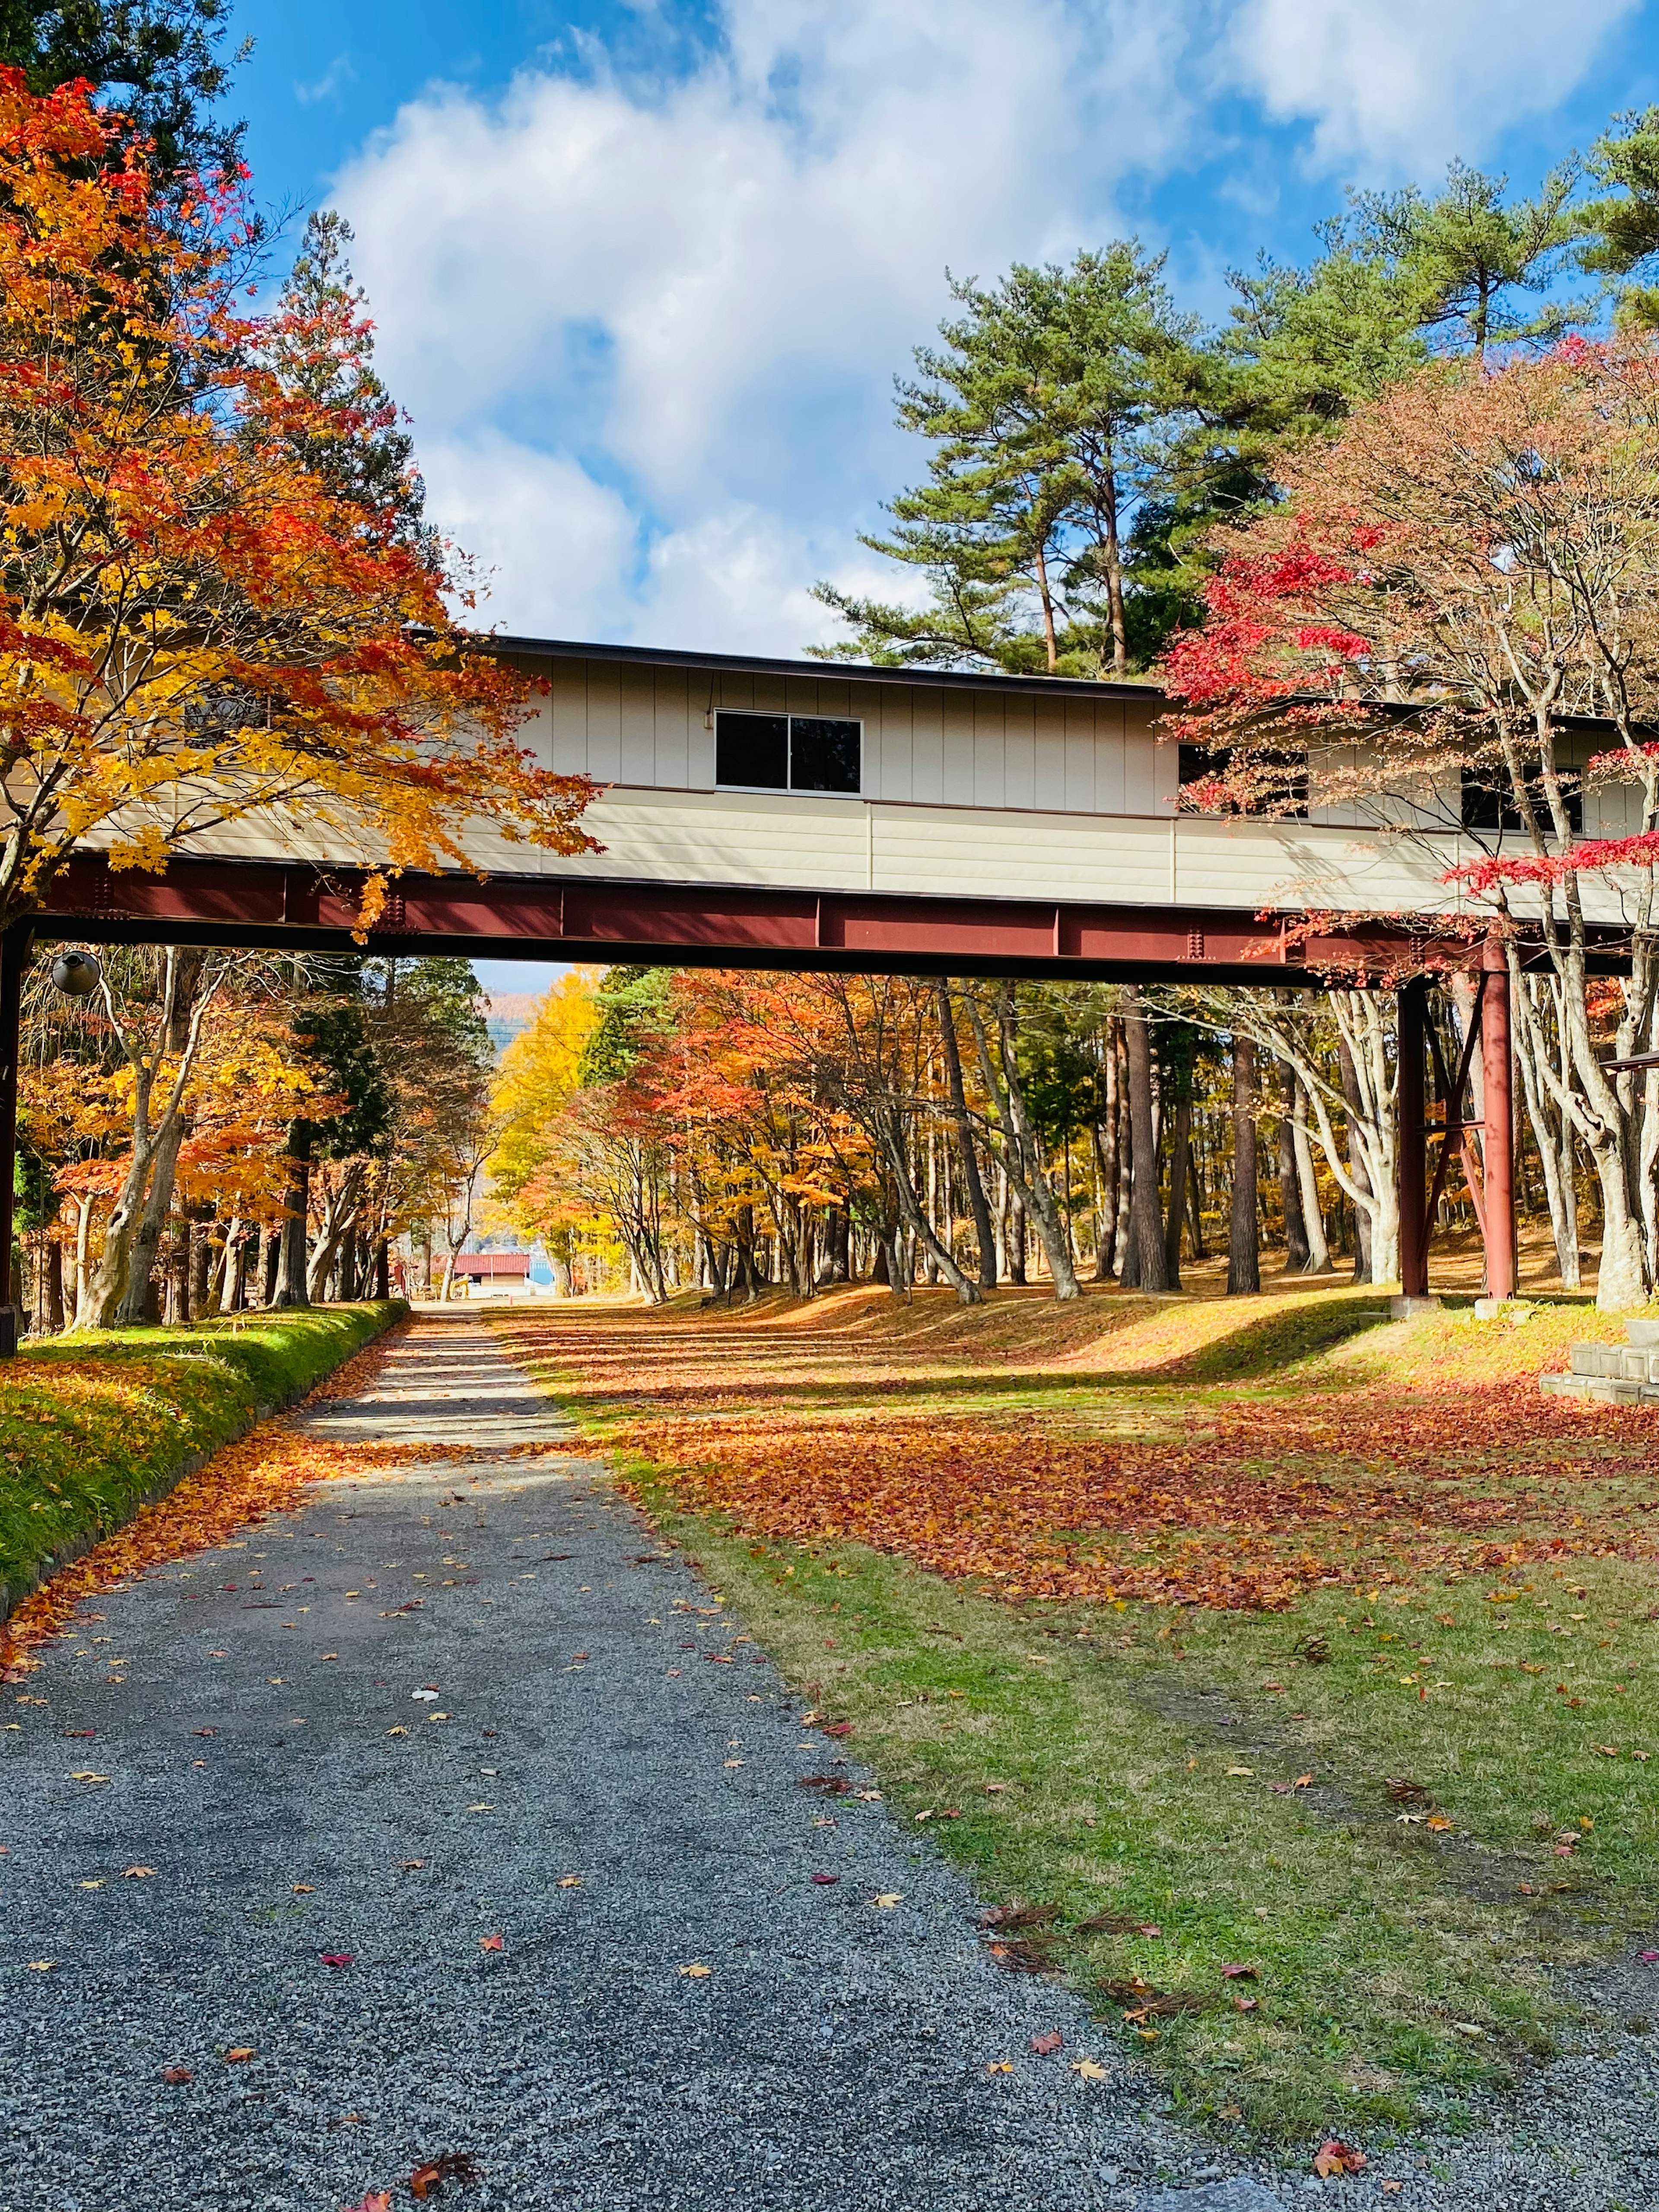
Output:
[1397, 978, 1429, 1297]
[1481, 937, 1516, 1300]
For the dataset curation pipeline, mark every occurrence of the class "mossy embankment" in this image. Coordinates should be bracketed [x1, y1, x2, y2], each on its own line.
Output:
[0, 1302, 406, 1615]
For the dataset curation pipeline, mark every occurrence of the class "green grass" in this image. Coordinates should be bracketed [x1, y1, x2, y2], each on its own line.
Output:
[498, 1286, 1659, 2150]
[0, 1301, 405, 1607]
[630, 1498, 1659, 2145]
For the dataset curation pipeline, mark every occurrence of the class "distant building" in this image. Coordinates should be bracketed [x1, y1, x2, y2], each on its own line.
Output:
[450, 1252, 531, 1281]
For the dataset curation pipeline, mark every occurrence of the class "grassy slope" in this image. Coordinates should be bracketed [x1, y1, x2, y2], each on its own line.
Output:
[496, 1285, 1659, 2148]
[0, 1302, 405, 1606]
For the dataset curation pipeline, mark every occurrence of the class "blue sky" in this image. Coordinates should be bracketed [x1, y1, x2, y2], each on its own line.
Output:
[227, 0, 1659, 997]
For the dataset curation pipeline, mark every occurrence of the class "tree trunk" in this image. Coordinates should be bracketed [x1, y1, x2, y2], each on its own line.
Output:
[1336, 1033, 1376, 1284]
[114, 1111, 191, 1326]
[1292, 1082, 1330, 1272]
[1092, 1020, 1122, 1280]
[1163, 1089, 1192, 1288]
[1005, 1179, 1026, 1284]
[1186, 1154, 1207, 1259]
[1121, 985, 1167, 1290]
[938, 981, 997, 1288]
[1228, 1033, 1260, 1294]
[963, 986, 1078, 1298]
[164, 1222, 191, 1325]
[873, 1106, 981, 1304]
[1278, 1056, 1309, 1272]
[273, 1127, 314, 1308]
[1511, 966, 1581, 1288]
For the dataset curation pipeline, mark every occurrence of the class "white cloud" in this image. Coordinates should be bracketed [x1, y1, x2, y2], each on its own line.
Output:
[1230, 0, 1640, 174]
[416, 435, 637, 639]
[331, 0, 1203, 648]
[330, 0, 1638, 654]
[295, 53, 357, 108]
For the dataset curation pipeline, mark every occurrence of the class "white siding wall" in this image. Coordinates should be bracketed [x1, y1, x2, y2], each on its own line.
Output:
[172, 655, 1634, 925]
[523, 655, 1167, 816]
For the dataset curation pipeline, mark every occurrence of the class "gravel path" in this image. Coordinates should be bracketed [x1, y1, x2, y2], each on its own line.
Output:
[3, 1312, 1656, 2212]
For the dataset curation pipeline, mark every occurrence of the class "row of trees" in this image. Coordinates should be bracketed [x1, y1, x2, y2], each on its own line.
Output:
[488, 966, 1607, 1310]
[11, 947, 493, 1327]
[13, 948, 494, 1333]
[0, 44, 603, 1338]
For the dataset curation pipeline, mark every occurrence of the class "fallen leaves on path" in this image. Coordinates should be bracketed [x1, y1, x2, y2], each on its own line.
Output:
[410, 2153, 480, 2201]
[0, 1328, 415, 1671]
[1313, 2139, 1367, 2177]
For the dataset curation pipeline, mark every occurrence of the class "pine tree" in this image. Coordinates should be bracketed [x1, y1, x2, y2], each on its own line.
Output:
[813, 245, 1206, 677]
[1581, 109, 1659, 329]
[265, 211, 438, 559]
[0, 0, 244, 180]
[1341, 159, 1586, 362]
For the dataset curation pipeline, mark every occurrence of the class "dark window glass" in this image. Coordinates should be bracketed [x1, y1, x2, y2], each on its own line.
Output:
[790, 716, 861, 794]
[1179, 741, 1307, 818]
[1461, 766, 1581, 833]
[715, 712, 788, 789]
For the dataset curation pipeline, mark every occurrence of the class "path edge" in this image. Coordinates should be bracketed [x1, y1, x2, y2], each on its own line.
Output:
[0, 1300, 409, 1624]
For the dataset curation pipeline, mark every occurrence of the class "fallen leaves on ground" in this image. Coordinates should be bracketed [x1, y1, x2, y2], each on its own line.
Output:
[1030, 2031, 1064, 2055]
[223, 2047, 255, 2063]
[493, 1303, 1659, 1611]
[1313, 2140, 1368, 2177]
[980, 1901, 1061, 1932]
[343, 2193, 392, 2212]
[986, 1936, 1059, 1974]
[409, 2152, 480, 2199]
[0, 1328, 418, 1671]
[160, 2066, 193, 2084]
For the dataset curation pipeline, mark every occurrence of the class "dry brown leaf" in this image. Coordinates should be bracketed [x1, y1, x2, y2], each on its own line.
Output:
[1313, 2140, 1367, 2177]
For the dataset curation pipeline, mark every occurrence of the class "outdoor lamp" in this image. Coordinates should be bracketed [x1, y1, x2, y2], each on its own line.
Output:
[51, 950, 102, 997]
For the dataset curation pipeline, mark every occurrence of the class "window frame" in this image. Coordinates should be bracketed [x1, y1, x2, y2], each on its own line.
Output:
[714, 709, 865, 798]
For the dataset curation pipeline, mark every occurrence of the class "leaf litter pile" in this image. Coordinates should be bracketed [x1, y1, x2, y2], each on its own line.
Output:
[493, 1293, 1658, 1611]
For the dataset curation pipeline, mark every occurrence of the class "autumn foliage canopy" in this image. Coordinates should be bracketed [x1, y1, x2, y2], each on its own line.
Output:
[1160, 340, 1659, 887]
[0, 72, 595, 931]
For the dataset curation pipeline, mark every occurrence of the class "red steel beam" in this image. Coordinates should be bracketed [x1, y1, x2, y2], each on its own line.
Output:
[38, 855, 1420, 982]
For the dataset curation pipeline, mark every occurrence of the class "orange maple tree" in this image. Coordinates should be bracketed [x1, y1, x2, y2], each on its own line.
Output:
[0, 70, 595, 932]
